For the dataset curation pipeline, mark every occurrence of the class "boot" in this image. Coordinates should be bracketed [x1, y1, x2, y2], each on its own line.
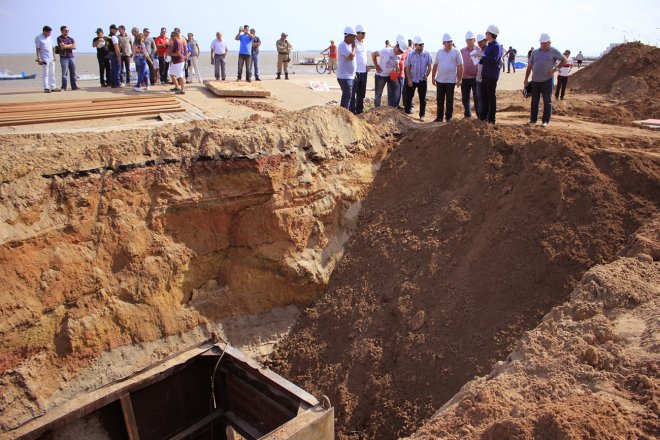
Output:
[285, 72, 289, 80]
[276, 73, 281, 80]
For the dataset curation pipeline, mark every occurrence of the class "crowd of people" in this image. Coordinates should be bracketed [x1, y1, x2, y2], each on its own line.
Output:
[34, 23, 577, 126]
[336, 24, 574, 127]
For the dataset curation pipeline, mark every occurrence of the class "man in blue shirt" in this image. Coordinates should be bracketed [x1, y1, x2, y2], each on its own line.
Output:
[404, 36, 432, 119]
[235, 24, 254, 82]
[479, 24, 503, 123]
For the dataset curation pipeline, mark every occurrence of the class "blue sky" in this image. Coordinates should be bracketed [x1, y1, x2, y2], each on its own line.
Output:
[1, 0, 658, 56]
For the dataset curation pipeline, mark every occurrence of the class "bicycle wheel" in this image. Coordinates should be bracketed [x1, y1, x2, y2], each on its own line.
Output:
[316, 60, 327, 74]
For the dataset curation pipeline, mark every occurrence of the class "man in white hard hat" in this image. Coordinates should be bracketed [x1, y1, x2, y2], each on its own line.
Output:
[403, 35, 433, 119]
[432, 33, 463, 122]
[474, 34, 488, 119]
[350, 25, 368, 114]
[460, 31, 480, 118]
[337, 26, 357, 109]
[524, 33, 567, 127]
[372, 35, 406, 107]
[479, 24, 504, 123]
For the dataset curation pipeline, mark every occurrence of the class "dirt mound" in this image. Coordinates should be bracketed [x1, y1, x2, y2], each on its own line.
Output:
[270, 120, 660, 439]
[406, 218, 659, 439]
[571, 43, 660, 118]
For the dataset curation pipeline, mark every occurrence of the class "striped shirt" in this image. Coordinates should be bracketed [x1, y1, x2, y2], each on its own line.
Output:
[404, 50, 432, 82]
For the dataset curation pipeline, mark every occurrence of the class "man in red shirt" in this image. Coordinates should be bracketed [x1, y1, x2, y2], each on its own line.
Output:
[154, 27, 170, 84]
[321, 40, 337, 74]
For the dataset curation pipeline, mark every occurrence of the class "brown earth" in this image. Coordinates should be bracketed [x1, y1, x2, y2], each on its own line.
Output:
[269, 120, 660, 439]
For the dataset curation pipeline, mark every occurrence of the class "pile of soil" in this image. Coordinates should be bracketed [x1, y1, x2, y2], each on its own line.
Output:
[570, 43, 660, 119]
[270, 120, 660, 439]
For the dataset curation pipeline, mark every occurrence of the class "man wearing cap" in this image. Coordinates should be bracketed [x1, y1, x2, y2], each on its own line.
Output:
[372, 36, 406, 107]
[479, 25, 504, 123]
[403, 36, 432, 118]
[460, 31, 480, 118]
[350, 25, 368, 114]
[211, 32, 228, 81]
[432, 33, 463, 122]
[93, 28, 111, 87]
[108, 24, 122, 88]
[524, 34, 567, 127]
[143, 28, 157, 86]
[155, 28, 170, 84]
[474, 34, 487, 119]
[235, 25, 253, 81]
[337, 26, 357, 109]
[35, 26, 57, 93]
[276, 32, 293, 80]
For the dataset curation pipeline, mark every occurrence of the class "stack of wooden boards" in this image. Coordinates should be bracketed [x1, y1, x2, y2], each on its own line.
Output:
[0, 95, 185, 127]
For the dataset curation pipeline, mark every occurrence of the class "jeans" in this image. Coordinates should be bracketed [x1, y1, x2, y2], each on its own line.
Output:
[374, 74, 400, 107]
[530, 78, 554, 124]
[251, 52, 260, 78]
[135, 58, 148, 88]
[120, 55, 131, 84]
[109, 56, 121, 87]
[97, 55, 110, 86]
[158, 56, 169, 83]
[238, 54, 251, 80]
[404, 79, 428, 117]
[60, 57, 77, 90]
[460, 78, 479, 117]
[507, 58, 516, 72]
[555, 76, 568, 99]
[214, 54, 226, 80]
[350, 72, 368, 114]
[337, 78, 354, 109]
[41, 60, 56, 90]
[481, 78, 498, 123]
[436, 83, 456, 121]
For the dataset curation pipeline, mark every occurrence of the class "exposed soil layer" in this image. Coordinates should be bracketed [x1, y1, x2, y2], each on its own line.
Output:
[270, 120, 660, 439]
[406, 217, 660, 439]
[0, 107, 403, 433]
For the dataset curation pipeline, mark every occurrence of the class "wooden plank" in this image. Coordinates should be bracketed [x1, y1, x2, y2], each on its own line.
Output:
[0, 100, 179, 117]
[120, 394, 141, 440]
[0, 98, 177, 115]
[0, 103, 181, 120]
[0, 107, 185, 127]
[0, 95, 177, 109]
[204, 80, 271, 97]
[0, 106, 183, 125]
[224, 411, 264, 440]
[166, 408, 226, 440]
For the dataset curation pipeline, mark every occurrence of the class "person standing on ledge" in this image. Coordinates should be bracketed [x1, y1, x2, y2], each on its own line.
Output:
[276, 32, 293, 80]
[35, 25, 57, 93]
[479, 24, 503, 124]
[250, 29, 261, 81]
[575, 51, 584, 69]
[403, 35, 433, 119]
[336, 26, 357, 109]
[432, 33, 463, 123]
[57, 26, 78, 91]
[235, 24, 253, 82]
[524, 33, 567, 127]
[92, 28, 111, 87]
[350, 24, 368, 114]
[460, 31, 479, 118]
[155, 27, 170, 84]
[555, 50, 572, 100]
[211, 32, 228, 81]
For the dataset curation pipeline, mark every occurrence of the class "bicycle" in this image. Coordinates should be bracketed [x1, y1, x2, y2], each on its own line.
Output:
[316, 53, 336, 75]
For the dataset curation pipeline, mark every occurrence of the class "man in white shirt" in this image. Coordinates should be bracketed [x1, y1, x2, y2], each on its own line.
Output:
[35, 25, 57, 93]
[432, 33, 464, 122]
[555, 50, 573, 100]
[210, 32, 228, 80]
[337, 26, 357, 109]
[349, 24, 368, 114]
[372, 36, 406, 107]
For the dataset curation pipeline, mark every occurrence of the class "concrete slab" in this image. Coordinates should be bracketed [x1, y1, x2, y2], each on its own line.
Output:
[204, 80, 272, 97]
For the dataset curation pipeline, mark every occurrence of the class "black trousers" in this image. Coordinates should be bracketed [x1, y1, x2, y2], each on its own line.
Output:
[480, 78, 498, 123]
[97, 55, 110, 86]
[436, 83, 456, 121]
[120, 55, 131, 84]
[158, 56, 169, 83]
[555, 75, 568, 99]
[404, 79, 428, 117]
[460, 78, 478, 117]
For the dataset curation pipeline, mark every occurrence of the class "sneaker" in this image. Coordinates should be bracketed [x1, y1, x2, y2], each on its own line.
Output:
[169, 87, 180, 92]
[175, 90, 185, 95]
[525, 120, 537, 126]
[51, 88, 61, 92]
[44, 88, 51, 93]
[120, 82, 125, 88]
[133, 87, 144, 92]
[255, 77, 261, 81]
[71, 87, 79, 90]
[541, 122, 548, 128]
[434, 118, 442, 123]
[246, 79, 251, 83]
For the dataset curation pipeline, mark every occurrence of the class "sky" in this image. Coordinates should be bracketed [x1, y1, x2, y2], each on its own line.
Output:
[1, 0, 659, 56]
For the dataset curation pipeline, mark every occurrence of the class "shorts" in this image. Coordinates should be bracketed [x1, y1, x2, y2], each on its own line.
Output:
[170, 62, 185, 78]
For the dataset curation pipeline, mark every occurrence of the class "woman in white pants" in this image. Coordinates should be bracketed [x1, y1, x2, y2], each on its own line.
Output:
[187, 33, 202, 83]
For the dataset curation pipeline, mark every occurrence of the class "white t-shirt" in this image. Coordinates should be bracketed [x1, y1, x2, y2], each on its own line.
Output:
[210, 39, 227, 55]
[337, 41, 356, 80]
[434, 47, 463, 83]
[111, 35, 119, 45]
[376, 47, 399, 77]
[355, 40, 367, 73]
[35, 33, 53, 62]
[558, 57, 573, 76]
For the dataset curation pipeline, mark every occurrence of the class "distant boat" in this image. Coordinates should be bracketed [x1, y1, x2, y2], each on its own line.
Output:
[0, 70, 37, 80]
[76, 73, 100, 81]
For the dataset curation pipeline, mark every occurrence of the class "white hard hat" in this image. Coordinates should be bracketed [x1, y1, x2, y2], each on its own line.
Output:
[355, 24, 365, 33]
[396, 34, 406, 49]
[344, 26, 356, 36]
[442, 33, 452, 42]
[539, 33, 551, 43]
[413, 35, 423, 45]
[465, 31, 475, 40]
[476, 33, 486, 42]
[487, 24, 499, 36]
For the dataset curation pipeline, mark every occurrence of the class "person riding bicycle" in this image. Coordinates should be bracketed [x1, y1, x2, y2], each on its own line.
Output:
[321, 40, 337, 74]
